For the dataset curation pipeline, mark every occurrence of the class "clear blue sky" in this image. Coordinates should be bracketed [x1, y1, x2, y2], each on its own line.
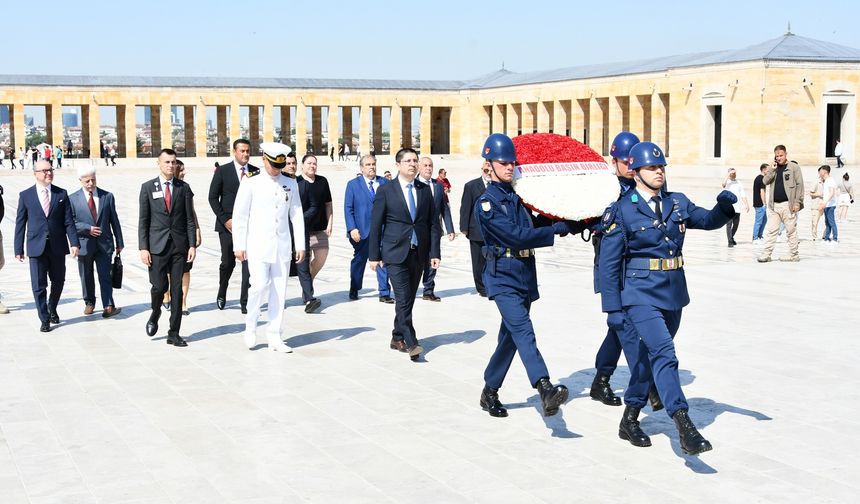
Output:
[6, 0, 860, 80]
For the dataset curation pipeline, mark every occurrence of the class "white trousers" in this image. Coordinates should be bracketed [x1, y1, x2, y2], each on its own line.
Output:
[245, 260, 289, 342]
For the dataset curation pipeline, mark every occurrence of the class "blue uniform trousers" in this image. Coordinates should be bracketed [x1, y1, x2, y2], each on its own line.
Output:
[594, 326, 623, 376]
[483, 293, 549, 390]
[349, 237, 390, 297]
[620, 305, 688, 417]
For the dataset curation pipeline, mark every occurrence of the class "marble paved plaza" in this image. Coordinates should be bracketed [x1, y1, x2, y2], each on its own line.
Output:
[0, 159, 858, 503]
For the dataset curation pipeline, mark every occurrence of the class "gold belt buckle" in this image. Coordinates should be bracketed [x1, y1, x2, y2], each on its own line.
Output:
[649, 258, 660, 270]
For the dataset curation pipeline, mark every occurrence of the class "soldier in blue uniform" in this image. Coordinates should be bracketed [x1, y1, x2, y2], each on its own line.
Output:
[476, 133, 580, 418]
[589, 131, 640, 407]
[598, 141, 736, 455]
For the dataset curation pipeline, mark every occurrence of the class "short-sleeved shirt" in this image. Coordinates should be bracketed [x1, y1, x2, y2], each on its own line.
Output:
[752, 174, 765, 208]
[298, 174, 333, 232]
[773, 166, 788, 203]
[823, 177, 838, 207]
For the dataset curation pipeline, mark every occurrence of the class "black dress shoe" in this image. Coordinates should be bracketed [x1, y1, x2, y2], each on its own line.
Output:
[348, 291, 359, 300]
[619, 405, 652, 447]
[304, 298, 321, 313]
[379, 296, 395, 304]
[673, 409, 712, 455]
[145, 314, 159, 337]
[49, 312, 60, 324]
[478, 292, 488, 298]
[163, 302, 171, 311]
[389, 339, 408, 352]
[240, 305, 248, 314]
[590, 374, 622, 406]
[649, 384, 664, 412]
[536, 377, 568, 417]
[166, 335, 188, 347]
[216, 297, 226, 310]
[40, 322, 51, 332]
[422, 293, 441, 302]
[480, 386, 508, 417]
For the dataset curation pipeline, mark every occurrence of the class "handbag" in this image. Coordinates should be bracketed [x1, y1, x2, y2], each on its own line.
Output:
[111, 253, 124, 289]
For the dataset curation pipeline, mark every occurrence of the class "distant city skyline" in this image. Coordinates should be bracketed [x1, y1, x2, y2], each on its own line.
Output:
[4, 1, 860, 81]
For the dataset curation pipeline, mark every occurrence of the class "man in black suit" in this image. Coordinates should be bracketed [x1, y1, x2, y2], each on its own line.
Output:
[459, 166, 491, 297]
[138, 148, 197, 347]
[417, 157, 455, 301]
[14, 161, 80, 332]
[208, 139, 259, 313]
[368, 148, 442, 361]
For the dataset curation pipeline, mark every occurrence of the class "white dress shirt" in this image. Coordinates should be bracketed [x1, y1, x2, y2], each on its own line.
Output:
[397, 176, 418, 214]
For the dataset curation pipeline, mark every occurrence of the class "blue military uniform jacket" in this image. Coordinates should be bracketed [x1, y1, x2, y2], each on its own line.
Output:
[593, 176, 637, 293]
[598, 189, 733, 312]
[476, 181, 554, 301]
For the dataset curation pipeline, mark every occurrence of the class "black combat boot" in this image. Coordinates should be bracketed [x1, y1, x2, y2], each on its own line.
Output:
[590, 374, 622, 406]
[479, 386, 508, 418]
[536, 378, 568, 417]
[672, 409, 712, 455]
[618, 405, 651, 447]
[649, 384, 664, 412]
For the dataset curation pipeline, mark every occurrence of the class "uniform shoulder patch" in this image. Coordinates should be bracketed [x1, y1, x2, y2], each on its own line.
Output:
[480, 200, 492, 212]
[599, 204, 618, 233]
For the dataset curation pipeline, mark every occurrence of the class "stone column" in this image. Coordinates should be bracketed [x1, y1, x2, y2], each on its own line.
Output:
[311, 106, 322, 155]
[87, 104, 100, 160]
[538, 101, 552, 133]
[358, 104, 370, 156]
[124, 105, 137, 158]
[505, 104, 518, 137]
[195, 103, 208, 158]
[419, 105, 431, 155]
[372, 107, 382, 153]
[49, 102, 63, 151]
[12, 105, 25, 152]
[342, 107, 353, 151]
[229, 103, 241, 146]
[295, 105, 307, 156]
[262, 102, 274, 144]
[327, 105, 338, 160]
[552, 101, 566, 136]
[522, 102, 534, 133]
[652, 93, 668, 151]
[492, 104, 504, 134]
[589, 97, 603, 154]
[161, 103, 172, 153]
[629, 95, 645, 139]
[249, 106, 261, 152]
[150, 105, 162, 154]
[391, 104, 402, 150]
[217, 106, 229, 156]
[184, 106, 196, 157]
[573, 99, 588, 144]
[279, 106, 292, 145]
[608, 96, 624, 143]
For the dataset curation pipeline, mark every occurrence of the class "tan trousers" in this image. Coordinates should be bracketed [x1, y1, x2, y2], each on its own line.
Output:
[761, 201, 799, 258]
[810, 205, 823, 240]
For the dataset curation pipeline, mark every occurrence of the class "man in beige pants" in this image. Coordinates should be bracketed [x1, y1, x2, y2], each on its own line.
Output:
[758, 145, 805, 262]
[808, 171, 824, 241]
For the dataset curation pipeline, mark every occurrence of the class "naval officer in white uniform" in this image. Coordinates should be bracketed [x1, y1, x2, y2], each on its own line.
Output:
[232, 142, 306, 352]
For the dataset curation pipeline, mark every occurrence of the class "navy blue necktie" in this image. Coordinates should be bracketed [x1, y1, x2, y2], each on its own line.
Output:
[406, 183, 417, 246]
[368, 180, 375, 200]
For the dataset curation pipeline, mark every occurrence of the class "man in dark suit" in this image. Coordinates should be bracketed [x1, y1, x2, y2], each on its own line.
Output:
[69, 164, 124, 318]
[138, 148, 197, 347]
[417, 157, 455, 301]
[0, 182, 7, 314]
[459, 166, 491, 297]
[14, 160, 81, 332]
[368, 148, 442, 361]
[344, 154, 392, 302]
[208, 139, 258, 313]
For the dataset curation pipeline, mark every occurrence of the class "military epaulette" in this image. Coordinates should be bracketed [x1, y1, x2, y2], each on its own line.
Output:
[599, 204, 618, 234]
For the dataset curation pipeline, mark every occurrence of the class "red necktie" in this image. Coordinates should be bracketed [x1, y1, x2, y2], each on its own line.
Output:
[88, 191, 97, 221]
[164, 181, 172, 213]
[241, 166, 246, 179]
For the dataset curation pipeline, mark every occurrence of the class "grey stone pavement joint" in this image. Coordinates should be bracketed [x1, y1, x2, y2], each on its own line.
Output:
[0, 159, 857, 503]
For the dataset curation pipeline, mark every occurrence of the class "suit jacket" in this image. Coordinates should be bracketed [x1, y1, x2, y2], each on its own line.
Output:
[344, 175, 388, 240]
[69, 187, 124, 257]
[138, 177, 197, 254]
[208, 161, 260, 232]
[426, 178, 455, 234]
[14, 184, 80, 257]
[459, 176, 488, 241]
[368, 177, 441, 265]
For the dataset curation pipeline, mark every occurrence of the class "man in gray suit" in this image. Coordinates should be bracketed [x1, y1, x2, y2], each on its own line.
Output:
[70, 163, 124, 318]
[417, 157, 455, 301]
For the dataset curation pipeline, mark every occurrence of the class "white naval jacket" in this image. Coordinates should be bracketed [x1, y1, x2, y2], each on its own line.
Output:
[232, 173, 306, 263]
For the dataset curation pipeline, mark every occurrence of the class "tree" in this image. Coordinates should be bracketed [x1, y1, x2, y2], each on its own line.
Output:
[26, 131, 47, 147]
